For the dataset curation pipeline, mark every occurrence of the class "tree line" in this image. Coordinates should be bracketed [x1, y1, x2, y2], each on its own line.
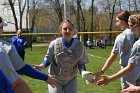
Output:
[5, 0, 140, 33]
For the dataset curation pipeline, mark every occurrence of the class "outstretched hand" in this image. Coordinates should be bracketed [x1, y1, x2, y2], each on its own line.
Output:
[121, 81, 140, 93]
[96, 75, 112, 86]
[94, 71, 103, 83]
[32, 64, 45, 71]
[46, 74, 59, 88]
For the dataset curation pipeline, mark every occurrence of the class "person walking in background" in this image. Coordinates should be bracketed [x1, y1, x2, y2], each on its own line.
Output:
[96, 14, 140, 91]
[33, 19, 90, 93]
[12, 29, 26, 60]
[0, 16, 59, 93]
[94, 10, 135, 89]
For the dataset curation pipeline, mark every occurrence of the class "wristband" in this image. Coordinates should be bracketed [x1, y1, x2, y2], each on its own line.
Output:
[101, 70, 104, 74]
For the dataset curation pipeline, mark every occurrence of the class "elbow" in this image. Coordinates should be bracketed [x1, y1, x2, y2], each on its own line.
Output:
[126, 63, 135, 73]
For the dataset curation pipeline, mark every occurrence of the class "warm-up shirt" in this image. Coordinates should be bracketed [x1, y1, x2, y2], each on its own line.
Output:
[12, 36, 26, 51]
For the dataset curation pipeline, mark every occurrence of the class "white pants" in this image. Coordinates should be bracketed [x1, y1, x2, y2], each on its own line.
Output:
[48, 77, 78, 93]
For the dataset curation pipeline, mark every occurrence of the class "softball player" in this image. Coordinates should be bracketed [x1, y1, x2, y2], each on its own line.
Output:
[0, 16, 58, 93]
[94, 10, 138, 89]
[34, 20, 90, 93]
[97, 14, 140, 91]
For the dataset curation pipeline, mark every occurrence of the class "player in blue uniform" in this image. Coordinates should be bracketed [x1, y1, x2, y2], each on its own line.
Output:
[12, 29, 26, 60]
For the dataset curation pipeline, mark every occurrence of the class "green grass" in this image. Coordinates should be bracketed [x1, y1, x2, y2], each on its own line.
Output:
[23, 46, 121, 93]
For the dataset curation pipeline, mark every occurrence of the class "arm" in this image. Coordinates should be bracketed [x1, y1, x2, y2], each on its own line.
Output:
[108, 63, 135, 82]
[16, 64, 59, 87]
[12, 78, 32, 93]
[33, 40, 55, 70]
[94, 52, 118, 82]
[16, 64, 48, 81]
[12, 36, 17, 44]
[33, 58, 50, 71]
[97, 63, 136, 85]
[121, 81, 140, 93]
[101, 52, 118, 74]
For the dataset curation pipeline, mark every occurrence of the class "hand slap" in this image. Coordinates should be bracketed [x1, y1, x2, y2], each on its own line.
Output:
[96, 75, 111, 86]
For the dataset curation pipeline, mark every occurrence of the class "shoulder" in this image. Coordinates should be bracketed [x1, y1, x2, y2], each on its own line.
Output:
[74, 38, 82, 44]
[0, 40, 12, 48]
[123, 29, 134, 36]
[116, 29, 133, 42]
[133, 40, 140, 48]
[12, 36, 16, 39]
[73, 39, 83, 49]
[115, 33, 125, 41]
[0, 40, 12, 52]
[48, 38, 59, 48]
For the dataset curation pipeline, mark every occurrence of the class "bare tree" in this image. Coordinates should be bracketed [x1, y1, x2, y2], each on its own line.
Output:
[8, 0, 18, 30]
[8, 0, 28, 31]
[90, 0, 94, 36]
[132, 0, 138, 12]
[18, 0, 27, 29]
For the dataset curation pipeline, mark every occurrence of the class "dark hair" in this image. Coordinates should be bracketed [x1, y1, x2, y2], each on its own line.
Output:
[116, 10, 130, 23]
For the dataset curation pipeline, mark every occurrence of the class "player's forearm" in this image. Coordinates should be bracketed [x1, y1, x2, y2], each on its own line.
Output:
[110, 64, 134, 81]
[12, 79, 32, 93]
[102, 58, 115, 73]
[42, 60, 50, 67]
[102, 52, 117, 73]
[16, 64, 48, 81]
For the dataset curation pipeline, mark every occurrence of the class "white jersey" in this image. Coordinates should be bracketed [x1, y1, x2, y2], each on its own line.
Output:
[128, 39, 140, 65]
[0, 40, 26, 84]
[112, 28, 134, 66]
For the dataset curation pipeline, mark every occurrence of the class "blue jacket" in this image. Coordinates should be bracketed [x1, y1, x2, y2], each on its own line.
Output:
[12, 36, 26, 51]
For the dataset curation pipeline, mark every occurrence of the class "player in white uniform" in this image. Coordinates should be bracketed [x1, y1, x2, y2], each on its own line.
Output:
[97, 14, 140, 93]
[0, 16, 58, 93]
[34, 20, 90, 93]
[94, 10, 137, 89]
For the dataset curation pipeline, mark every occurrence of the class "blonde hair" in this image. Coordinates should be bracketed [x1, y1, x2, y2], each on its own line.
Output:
[128, 14, 140, 27]
[59, 19, 74, 31]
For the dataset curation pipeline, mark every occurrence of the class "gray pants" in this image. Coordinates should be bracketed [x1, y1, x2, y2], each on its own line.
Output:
[121, 65, 140, 89]
[48, 77, 78, 93]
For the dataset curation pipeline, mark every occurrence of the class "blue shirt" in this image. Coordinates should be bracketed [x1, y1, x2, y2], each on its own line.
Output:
[12, 36, 26, 51]
[0, 70, 15, 93]
[62, 37, 74, 48]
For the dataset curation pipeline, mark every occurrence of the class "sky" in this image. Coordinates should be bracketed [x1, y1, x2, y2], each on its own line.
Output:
[81, 0, 98, 9]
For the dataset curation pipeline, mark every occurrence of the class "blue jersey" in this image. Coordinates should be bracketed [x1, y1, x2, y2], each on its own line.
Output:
[12, 36, 26, 51]
[0, 70, 15, 93]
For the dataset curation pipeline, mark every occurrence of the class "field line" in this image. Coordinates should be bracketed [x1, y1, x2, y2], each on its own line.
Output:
[88, 54, 106, 60]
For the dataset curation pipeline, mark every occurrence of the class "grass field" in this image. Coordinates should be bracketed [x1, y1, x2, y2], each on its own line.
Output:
[23, 45, 122, 93]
